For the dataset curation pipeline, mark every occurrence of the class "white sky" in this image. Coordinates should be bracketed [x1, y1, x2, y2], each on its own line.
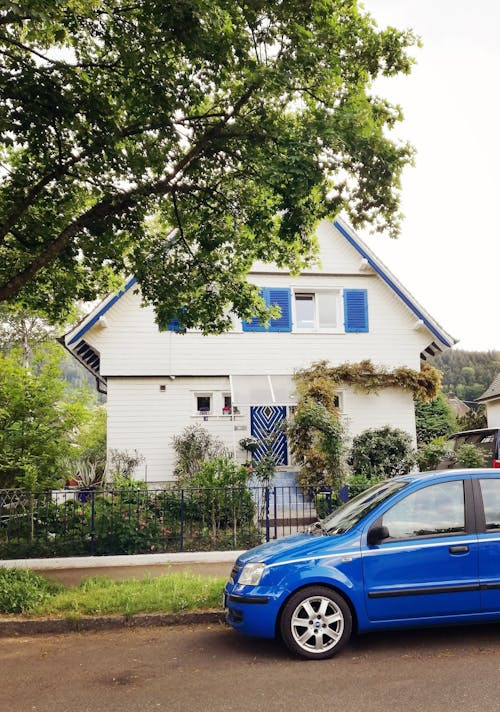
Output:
[355, 0, 500, 351]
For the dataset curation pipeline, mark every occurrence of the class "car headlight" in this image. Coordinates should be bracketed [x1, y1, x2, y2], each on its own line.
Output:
[238, 562, 266, 586]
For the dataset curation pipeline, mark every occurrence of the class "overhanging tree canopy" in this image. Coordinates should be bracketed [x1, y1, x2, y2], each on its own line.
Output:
[0, 0, 416, 329]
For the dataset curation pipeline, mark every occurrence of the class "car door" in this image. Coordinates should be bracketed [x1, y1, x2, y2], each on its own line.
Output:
[362, 479, 480, 622]
[475, 475, 500, 612]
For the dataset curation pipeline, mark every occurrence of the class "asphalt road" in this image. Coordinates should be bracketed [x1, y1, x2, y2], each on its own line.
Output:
[3, 621, 500, 712]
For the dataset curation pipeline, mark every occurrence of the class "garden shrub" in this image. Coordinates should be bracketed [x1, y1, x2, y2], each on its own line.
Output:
[314, 491, 339, 519]
[172, 426, 228, 484]
[416, 437, 448, 471]
[348, 426, 417, 479]
[288, 364, 346, 490]
[0, 567, 60, 613]
[455, 444, 485, 468]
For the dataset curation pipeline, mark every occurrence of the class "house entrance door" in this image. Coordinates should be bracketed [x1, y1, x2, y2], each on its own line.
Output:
[250, 405, 288, 465]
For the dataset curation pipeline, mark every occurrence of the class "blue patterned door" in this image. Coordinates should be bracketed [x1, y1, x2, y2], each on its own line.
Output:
[250, 406, 288, 465]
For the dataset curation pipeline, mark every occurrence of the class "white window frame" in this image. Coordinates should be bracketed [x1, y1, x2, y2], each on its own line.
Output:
[292, 288, 343, 333]
[194, 392, 213, 416]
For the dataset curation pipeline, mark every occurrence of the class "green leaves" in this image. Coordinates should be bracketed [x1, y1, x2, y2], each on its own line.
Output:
[1, 0, 417, 328]
[0, 344, 93, 488]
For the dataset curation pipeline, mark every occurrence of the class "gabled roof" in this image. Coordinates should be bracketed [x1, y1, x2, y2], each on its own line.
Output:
[477, 373, 500, 403]
[334, 217, 455, 354]
[61, 218, 456, 383]
[60, 276, 137, 393]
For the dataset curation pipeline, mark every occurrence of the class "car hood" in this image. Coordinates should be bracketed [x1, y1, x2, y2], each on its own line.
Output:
[235, 531, 358, 568]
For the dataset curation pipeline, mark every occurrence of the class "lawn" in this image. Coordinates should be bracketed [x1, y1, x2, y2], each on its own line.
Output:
[0, 567, 226, 617]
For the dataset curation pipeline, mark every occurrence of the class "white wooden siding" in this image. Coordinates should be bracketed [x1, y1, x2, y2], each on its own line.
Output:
[107, 377, 417, 483]
[486, 400, 500, 428]
[341, 387, 417, 445]
[85, 221, 433, 377]
[106, 376, 251, 483]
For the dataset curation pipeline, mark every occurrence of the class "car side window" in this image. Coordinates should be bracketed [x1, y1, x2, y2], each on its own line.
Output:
[479, 479, 500, 530]
[380, 481, 465, 540]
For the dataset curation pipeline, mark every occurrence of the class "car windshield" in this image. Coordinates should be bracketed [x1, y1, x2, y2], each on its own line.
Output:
[321, 479, 409, 535]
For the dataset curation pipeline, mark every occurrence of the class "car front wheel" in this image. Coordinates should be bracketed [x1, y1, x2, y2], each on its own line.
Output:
[280, 586, 352, 660]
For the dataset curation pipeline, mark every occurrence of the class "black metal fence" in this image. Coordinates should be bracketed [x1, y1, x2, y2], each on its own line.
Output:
[0, 485, 339, 560]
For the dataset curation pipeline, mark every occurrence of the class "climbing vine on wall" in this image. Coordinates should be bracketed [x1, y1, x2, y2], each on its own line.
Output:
[289, 360, 441, 490]
[294, 360, 441, 402]
[288, 366, 346, 490]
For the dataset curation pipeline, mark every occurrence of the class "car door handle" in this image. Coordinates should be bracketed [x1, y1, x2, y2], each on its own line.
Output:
[449, 545, 469, 554]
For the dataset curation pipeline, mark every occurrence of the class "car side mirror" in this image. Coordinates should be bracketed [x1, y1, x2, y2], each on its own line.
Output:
[367, 525, 390, 546]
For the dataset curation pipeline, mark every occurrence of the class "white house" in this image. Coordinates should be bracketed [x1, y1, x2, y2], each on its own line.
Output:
[477, 374, 500, 427]
[62, 218, 456, 484]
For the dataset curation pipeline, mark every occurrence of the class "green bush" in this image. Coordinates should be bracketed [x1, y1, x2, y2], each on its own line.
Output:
[455, 444, 485, 468]
[415, 394, 456, 445]
[416, 437, 448, 471]
[348, 426, 417, 479]
[172, 425, 228, 484]
[0, 567, 60, 613]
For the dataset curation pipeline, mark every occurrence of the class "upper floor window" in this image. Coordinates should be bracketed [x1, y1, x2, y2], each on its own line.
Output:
[242, 287, 368, 333]
[295, 291, 340, 331]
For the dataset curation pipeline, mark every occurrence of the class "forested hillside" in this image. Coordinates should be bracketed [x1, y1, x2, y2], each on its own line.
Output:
[433, 350, 500, 403]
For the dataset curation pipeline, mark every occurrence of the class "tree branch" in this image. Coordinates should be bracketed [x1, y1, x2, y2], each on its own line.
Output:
[0, 82, 261, 303]
[0, 118, 177, 246]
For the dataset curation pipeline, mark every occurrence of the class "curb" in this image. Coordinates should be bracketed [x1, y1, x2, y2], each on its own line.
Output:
[0, 610, 226, 637]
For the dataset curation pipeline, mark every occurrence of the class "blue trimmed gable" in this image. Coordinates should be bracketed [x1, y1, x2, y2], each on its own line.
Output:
[333, 220, 453, 349]
[68, 277, 137, 346]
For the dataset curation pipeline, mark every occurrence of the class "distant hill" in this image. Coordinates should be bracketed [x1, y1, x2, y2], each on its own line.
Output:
[433, 349, 500, 404]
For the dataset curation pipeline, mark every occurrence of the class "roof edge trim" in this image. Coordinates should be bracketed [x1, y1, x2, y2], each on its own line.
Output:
[333, 219, 454, 348]
[67, 277, 137, 346]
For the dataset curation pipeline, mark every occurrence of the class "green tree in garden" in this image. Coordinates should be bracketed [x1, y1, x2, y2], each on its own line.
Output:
[456, 405, 487, 431]
[0, 1, 416, 328]
[0, 345, 91, 488]
[414, 392, 456, 445]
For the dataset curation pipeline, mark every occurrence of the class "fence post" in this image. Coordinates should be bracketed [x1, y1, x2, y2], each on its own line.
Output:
[326, 488, 332, 515]
[180, 489, 185, 552]
[264, 487, 270, 542]
[273, 486, 277, 540]
[89, 491, 96, 556]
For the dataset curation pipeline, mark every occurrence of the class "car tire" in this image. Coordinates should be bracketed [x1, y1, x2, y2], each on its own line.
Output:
[280, 586, 352, 660]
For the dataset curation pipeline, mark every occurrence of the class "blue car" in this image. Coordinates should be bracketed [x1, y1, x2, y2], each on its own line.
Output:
[224, 469, 500, 659]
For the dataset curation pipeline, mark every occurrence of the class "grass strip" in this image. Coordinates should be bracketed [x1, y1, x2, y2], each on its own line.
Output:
[31, 572, 226, 617]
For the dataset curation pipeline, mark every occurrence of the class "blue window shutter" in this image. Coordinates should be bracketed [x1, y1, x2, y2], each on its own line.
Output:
[267, 289, 292, 332]
[242, 289, 268, 331]
[242, 288, 292, 332]
[167, 318, 182, 332]
[344, 289, 369, 332]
